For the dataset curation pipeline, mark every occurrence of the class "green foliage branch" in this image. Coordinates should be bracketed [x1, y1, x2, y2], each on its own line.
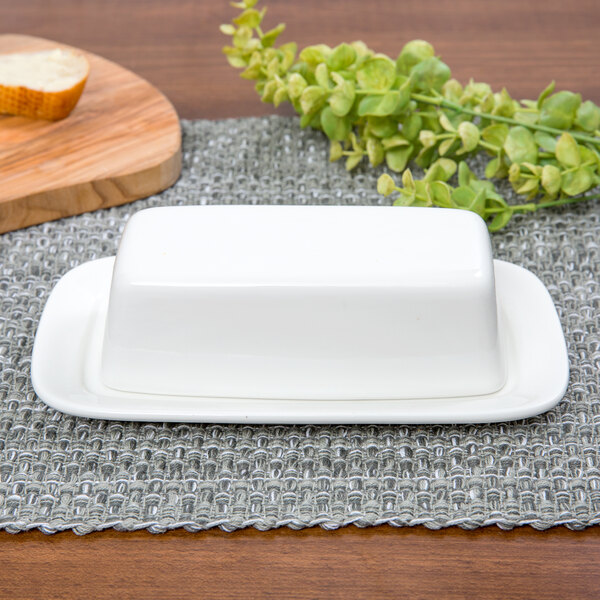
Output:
[222, 0, 600, 230]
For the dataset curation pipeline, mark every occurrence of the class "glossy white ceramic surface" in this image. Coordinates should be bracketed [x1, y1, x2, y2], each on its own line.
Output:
[100, 206, 505, 399]
[31, 257, 569, 423]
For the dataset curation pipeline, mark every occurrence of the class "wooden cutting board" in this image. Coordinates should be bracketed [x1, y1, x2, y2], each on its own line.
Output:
[0, 35, 181, 234]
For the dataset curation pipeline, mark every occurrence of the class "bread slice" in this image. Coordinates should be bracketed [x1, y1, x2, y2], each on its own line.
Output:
[0, 48, 89, 120]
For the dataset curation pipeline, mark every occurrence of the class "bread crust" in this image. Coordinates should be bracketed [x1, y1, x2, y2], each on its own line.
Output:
[0, 53, 89, 120]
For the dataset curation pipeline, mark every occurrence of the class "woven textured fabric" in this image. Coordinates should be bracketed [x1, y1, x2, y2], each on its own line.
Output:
[1, 116, 599, 535]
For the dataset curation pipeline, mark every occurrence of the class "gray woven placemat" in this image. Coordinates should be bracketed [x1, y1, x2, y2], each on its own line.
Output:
[1, 116, 599, 534]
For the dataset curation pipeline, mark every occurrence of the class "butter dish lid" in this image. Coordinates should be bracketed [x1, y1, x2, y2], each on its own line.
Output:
[114, 205, 493, 287]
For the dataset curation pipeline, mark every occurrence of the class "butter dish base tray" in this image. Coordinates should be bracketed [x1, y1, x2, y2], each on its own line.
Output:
[31, 257, 569, 424]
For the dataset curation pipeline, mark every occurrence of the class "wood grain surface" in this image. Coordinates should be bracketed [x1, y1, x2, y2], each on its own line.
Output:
[1, 0, 600, 597]
[0, 34, 181, 234]
[1, 525, 600, 599]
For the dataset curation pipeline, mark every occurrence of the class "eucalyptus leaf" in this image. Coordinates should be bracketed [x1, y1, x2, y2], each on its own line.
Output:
[402, 113, 422, 140]
[561, 167, 593, 196]
[329, 140, 343, 162]
[451, 186, 475, 208]
[368, 117, 399, 138]
[299, 44, 331, 66]
[503, 126, 538, 164]
[320, 107, 351, 140]
[260, 23, 286, 47]
[396, 40, 434, 74]
[382, 134, 410, 149]
[356, 57, 396, 91]
[457, 121, 480, 153]
[377, 173, 396, 196]
[423, 158, 457, 182]
[485, 158, 500, 178]
[534, 131, 557, 153]
[327, 43, 357, 71]
[539, 91, 582, 129]
[345, 153, 363, 171]
[541, 164, 561, 196]
[366, 137, 385, 166]
[287, 73, 308, 99]
[429, 181, 453, 207]
[575, 100, 600, 132]
[300, 85, 327, 115]
[536, 80, 556, 110]
[233, 8, 264, 28]
[329, 80, 355, 117]
[410, 57, 451, 92]
[358, 91, 403, 117]
[488, 210, 512, 232]
[385, 145, 413, 172]
[555, 132, 580, 168]
[481, 124, 509, 148]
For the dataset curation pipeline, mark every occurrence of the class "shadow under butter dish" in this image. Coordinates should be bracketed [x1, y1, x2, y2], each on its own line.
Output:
[31, 205, 569, 423]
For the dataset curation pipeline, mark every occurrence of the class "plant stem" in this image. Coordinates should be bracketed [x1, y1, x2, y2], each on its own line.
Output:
[411, 93, 600, 147]
[536, 194, 600, 210]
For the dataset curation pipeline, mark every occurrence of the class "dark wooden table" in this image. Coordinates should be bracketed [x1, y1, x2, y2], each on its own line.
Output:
[1, 1, 599, 597]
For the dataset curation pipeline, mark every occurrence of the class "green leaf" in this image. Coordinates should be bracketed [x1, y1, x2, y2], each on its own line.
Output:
[561, 167, 594, 196]
[345, 153, 363, 171]
[368, 117, 399, 138]
[260, 79, 278, 103]
[424, 158, 457, 182]
[539, 91, 582, 129]
[534, 131, 557, 153]
[260, 23, 286, 47]
[232, 26, 253, 48]
[458, 161, 476, 187]
[377, 173, 396, 196]
[220, 24, 236, 35]
[356, 57, 397, 91]
[329, 80, 355, 117]
[385, 145, 413, 172]
[402, 169, 416, 191]
[536, 80, 556, 110]
[273, 87, 288, 107]
[442, 79, 463, 103]
[492, 88, 516, 118]
[299, 45, 331, 66]
[488, 210, 512, 232]
[503, 126, 538, 164]
[327, 43, 357, 71]
[541, 164, 561, 196]
[402, 114, 422, 141]
[320, 107, 351, 141]
[382, 134, 410, 149]
[358, 92, 402, 117]
[287, 73, 308, 100]
[469, 188, 487, 216]
[429, 181, 453, 208]
[451, 186, 475, 208]
[457, 121, 480, 153]
[233, 8, 264, 28]
[555, 132, 580, 168]
[315, 63, 330, 88]
[485, 158, 501, 178]
[575, 100, 600, 132]
[366, 137, 385, 166]
[329, 140, 343, 162]
[300, 86, 327, 115]
[396, 40, 434, 74]
[438, 138, 455, 156]
[410, 57, 451, 92]
[439, 113, 456, 132]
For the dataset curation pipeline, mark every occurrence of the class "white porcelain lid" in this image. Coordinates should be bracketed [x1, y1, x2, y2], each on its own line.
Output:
[114, 205, 493, 287]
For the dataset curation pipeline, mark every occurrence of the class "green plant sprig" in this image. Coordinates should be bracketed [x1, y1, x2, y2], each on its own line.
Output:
[222, 0, 600, 230]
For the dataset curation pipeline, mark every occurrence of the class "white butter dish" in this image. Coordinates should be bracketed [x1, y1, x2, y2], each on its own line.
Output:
[31, 206, 569, 423]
